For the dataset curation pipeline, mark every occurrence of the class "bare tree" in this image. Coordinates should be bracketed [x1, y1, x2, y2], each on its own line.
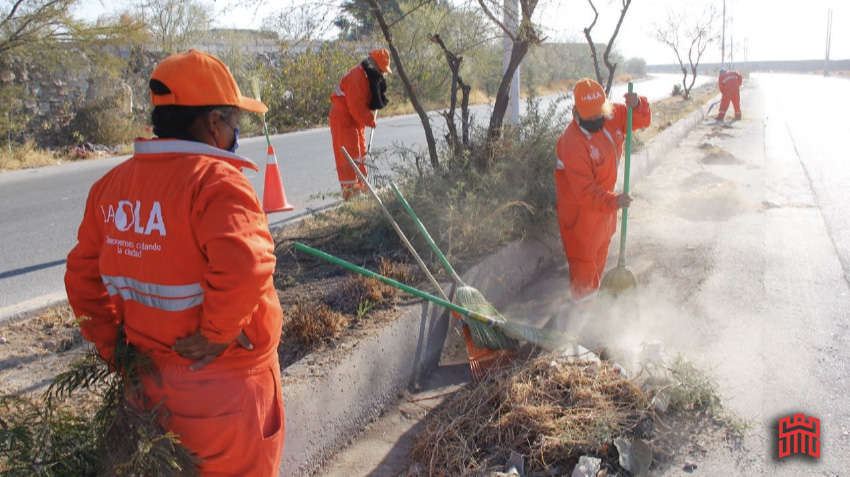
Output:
[653, 3, 718, 100]
[264, 2, 333, 44]
[430, 33, 471, 155]
[581, 0, 633, 96]
[366, 0, 440, 169]
[135, 0, 213, 54]
[477, 0, 543, 143]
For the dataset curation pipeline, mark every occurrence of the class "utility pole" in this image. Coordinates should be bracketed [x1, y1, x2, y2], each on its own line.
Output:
[503, 0, 519, 126]
[729, 0, 733, 66]
[721, 0, 726, 66]
[825, 8, 833, 77]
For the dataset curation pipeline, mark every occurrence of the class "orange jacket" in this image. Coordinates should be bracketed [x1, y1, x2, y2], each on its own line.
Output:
[555, 98, 652, 214]
[330, 64, 376, 129]
[718, 70, 743, 94]
[65, 138, 282, 375]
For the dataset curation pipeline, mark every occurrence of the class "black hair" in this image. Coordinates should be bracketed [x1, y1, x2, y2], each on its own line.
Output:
[149, 79, 238, 140]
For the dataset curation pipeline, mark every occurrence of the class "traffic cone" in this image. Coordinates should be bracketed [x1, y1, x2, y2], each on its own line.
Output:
[262, 144, 294, 213]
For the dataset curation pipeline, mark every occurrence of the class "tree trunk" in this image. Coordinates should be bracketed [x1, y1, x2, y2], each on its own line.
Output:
[367, 0, 440, 169]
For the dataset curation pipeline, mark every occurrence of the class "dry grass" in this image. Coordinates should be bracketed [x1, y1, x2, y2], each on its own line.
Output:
[411, 355, 650, 476]
[282, 300, 349, 351]
[0, 141, 61, 171]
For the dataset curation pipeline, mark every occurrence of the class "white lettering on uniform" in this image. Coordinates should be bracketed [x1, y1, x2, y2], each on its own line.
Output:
[103, 200, 166, 236]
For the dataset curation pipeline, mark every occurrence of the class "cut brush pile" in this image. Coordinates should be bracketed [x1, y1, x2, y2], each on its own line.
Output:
[410, 354, 651, 476]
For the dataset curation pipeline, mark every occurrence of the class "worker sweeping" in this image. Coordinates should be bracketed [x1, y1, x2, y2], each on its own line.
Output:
[715, 68, 743, 121]
[65, 49, 284, 475]
[554, 78, 651, 311]
[329, 48, 391, 199]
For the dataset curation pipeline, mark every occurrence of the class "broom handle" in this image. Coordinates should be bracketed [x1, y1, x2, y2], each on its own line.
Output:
[367, 110, 377, 155]
[293, 242, 498, 327]
[389, 181, 464, 286]
[340, 146, 450, 302]
[618, 82, 634, 267]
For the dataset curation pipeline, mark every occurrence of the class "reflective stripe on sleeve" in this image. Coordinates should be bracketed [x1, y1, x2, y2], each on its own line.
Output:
[102, 275, 204, 312]
[333, 84, 345, 97]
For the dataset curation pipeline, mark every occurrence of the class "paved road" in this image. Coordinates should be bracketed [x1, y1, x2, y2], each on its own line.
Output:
[0, 73, 709, 315]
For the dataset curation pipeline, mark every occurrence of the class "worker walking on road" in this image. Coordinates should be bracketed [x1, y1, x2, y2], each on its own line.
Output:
[329, 48, 391, 199]
[715, 68, 743, 121]
[555, 78, 652, 309]
[65, 49, 284, 476]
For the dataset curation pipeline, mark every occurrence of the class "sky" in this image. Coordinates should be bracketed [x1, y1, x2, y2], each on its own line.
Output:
[75, 0, 848, 66]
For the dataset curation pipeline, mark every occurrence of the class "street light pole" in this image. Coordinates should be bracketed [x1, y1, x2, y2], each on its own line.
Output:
[825, 8, 833, 77]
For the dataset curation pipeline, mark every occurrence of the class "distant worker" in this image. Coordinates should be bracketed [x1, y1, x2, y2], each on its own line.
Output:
[555, 78, 652, 308]
[715, 68, 743, 121]
[329, 48, 391, 199]
[65, 49, 284, 475]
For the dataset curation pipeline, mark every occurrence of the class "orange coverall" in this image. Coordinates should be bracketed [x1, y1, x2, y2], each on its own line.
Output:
[717, 70, 743, 119]
[555, 99, 651, 302]
[329, 63, 376, 197]
[65, 138, 284, 475]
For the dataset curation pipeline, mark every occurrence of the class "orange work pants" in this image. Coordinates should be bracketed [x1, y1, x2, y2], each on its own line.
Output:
[717, 88, 741, 119]
[556, 198, 616, 302]
[143, 359, 285, 476]
[329, 112, 368, 198]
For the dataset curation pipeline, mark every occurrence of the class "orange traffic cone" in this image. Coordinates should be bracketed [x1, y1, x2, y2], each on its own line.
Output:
[262, 145, 294, 213]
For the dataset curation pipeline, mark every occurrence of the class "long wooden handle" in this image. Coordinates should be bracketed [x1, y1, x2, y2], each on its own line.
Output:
[340, 146, 449, 302]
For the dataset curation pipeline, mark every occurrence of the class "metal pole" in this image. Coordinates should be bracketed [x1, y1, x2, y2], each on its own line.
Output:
[825, 8, 833, 77]
[721, 0, 726, 65]
[503, 0, 519, 125]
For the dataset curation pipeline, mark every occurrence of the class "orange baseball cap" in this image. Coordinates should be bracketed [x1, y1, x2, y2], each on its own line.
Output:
[149, 49, 267, 114]
[573, 78, 607, 119]
[370, 48, 392, 74]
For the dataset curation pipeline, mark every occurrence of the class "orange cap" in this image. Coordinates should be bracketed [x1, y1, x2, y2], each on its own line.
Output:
[370, 48, 392, 74]
[149, 49, 267, 113]
[573, 78, 607, 119]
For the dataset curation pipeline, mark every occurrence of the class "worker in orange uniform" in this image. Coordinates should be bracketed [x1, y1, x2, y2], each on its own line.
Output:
[65, 50, 284, 476]
[329, 48, 391, 199]
[715, 68, 743, 121]
[555, 78, 652, 308]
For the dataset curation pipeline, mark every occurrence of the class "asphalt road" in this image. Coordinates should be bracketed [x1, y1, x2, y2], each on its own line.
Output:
[0, 73, 708, 315]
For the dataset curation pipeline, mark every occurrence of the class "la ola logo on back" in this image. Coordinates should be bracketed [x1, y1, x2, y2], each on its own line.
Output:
[581, 92, 602, 101]
[101, 200, 167, 236]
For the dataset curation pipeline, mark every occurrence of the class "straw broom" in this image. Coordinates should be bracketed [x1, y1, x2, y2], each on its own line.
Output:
[293, 242, 577, 352]
[600, 81, 638, 296]
[389, 182, 571, 350]
[340, 146, 516, 352]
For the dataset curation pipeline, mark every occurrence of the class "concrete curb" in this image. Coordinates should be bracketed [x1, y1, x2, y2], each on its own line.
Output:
[280, 235, 557, 476]
[630, 94, 721, 184]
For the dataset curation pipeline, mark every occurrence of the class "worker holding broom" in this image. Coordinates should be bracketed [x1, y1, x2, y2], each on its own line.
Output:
[329, 48, 391, 199]
[554, 78, 651, 309]
[65, 50, 284, 475]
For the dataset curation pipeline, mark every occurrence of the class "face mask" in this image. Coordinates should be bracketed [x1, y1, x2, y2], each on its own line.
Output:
[228, 126, 240, 153]
[578, 116, 605, 133]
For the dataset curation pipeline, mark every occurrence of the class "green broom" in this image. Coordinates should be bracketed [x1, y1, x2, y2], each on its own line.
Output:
[388, 182, 526, 350]
[339, 145, 515, 352]
[293, 242, 576, 352]
[600, 81, 638, 296]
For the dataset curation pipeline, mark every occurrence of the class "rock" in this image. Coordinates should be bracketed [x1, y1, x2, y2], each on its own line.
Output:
[571, 455, 601, 477]
[614, 437, 652, 476]
[683, 460, 697, 472]
[0, 337, 7, 344]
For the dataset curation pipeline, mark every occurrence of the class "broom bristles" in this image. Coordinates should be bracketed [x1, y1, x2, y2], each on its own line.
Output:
[454, 286, 519, 350]
[600, 265, 638, 297]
